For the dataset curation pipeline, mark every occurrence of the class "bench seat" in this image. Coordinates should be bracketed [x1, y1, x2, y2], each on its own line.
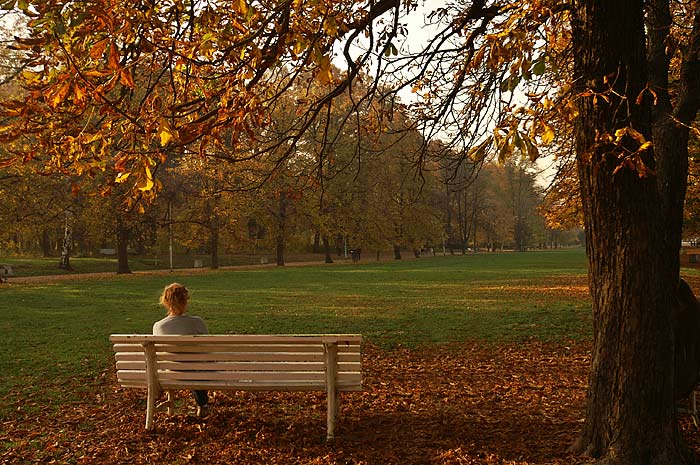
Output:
[110, 334, 362, 439]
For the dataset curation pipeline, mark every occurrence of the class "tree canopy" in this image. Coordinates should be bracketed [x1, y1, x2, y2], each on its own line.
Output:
[2, 1, 700, 464]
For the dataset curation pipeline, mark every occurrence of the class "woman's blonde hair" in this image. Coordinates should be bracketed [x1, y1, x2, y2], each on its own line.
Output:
[160, 283, 189, 315]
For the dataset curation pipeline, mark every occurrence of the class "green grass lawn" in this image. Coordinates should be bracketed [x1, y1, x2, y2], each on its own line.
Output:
[0, 248, 591, 417]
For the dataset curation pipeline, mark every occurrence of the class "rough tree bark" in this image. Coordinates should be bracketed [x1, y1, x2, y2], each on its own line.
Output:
[276, 191, 287, 267]
[323, 236, 333, 263]
[116, 216, 132, 275]
[58, 212, 73, 270]
[209, 223, 219, 270]
[571, 0, 700, 462]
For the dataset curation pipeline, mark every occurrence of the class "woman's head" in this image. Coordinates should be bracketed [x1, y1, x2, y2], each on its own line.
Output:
[160, 283, 189, 315]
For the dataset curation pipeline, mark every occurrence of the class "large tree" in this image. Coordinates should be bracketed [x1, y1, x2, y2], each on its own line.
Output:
[570, 0, 700, 462]
[2, 0, 700, 463]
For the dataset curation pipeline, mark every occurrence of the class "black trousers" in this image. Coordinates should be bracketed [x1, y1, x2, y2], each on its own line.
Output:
[193, 390, 208, 406]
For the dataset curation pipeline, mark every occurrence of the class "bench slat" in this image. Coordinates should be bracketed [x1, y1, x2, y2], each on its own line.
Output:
[112, 343, 360, 354]
[116, 360, 361, 372]
[117, 379, 362, 392]
[117, 369, 360, 382]
[114, 351, 361, 363]
[110, 334, 362, 344]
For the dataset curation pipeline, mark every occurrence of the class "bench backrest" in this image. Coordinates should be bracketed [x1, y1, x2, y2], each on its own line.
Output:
[110, 334, 362, 392]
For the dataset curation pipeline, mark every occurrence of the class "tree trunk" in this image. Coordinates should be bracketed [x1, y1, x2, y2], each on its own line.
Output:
[571, 0, 695, 462]
[210, 224, 219, 270]
[313, 231, 321, 254]
[323, 236, 333, 263]
[58, 212, 72, 270]
[276, 191, 286, 267]
[41, 229, 51, 257]
[116, 216, 132, 274]
[393, 244, 401, 260]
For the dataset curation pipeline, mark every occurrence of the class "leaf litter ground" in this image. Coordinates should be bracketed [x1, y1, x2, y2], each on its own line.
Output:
[3, 271, 700, 463]
[7, 339, 698, 465]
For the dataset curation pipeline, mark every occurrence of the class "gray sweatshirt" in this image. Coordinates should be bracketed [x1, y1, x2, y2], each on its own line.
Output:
[152, 315, 209, 335]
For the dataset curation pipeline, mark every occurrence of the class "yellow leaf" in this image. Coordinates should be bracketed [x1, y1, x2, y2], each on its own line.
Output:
[315, 55, 333, 85]
[137, 165, 154, 192]
[48, 81, 71, 109]
[541, 125, 555, 145]
[293, 38, 308, 56]
[468, 138, 491, 162]
[158, 118, 176, 146]
[638, 141, 653, 152]
[324, 17, 338, 36]
[497, 132, 512, 163]
[20, 70, 41, 83]
[627, 127, 646, 144]
[233, 0, 248, 15]
[115, 172, 130, 183]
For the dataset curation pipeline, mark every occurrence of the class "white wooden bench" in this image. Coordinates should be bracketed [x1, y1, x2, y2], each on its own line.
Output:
[109, 334, 362, 439]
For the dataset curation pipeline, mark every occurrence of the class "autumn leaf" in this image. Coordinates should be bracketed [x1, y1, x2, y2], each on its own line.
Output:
[524, 136, 540, 161]
[47, 81, 71, 109]
[467, 138, 491, 162]
[89, 39, 109, 60]
[233, 0, 248, 15]
[2, 339, 595, 465]
[0, 99, 25, 116]
[119, 68, 135, 88]
[137, 164, 154, 191]
[324, 17, 338, 36]
[315, 55, 333, 85]
[0, 155, 17, 168]
[83, 69, 111, 78]
[531, 57, 546, 76]
[541, 124, 555, 145]
[114, 172, 130, 183]
[496, 130, 513, 163]
[20, 70, 41, 84]
[107, 41, 120, 70]
[73, 84, 88, 106]
[158, 118, 176, 146]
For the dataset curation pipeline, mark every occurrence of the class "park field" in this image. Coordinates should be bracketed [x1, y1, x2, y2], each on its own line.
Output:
[1, 249, 697, 464]
[0, 249, 592, 400]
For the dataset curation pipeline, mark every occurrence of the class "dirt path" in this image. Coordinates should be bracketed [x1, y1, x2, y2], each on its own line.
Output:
[2, 257, 388, 284]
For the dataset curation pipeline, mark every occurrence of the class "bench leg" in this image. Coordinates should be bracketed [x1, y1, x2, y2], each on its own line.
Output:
[327, 387, 337, 440]
[146, 386, 157, 431]
[166, 390, 174, 415]
[143, 341, 161, 431]
[324, 342, 338, 441]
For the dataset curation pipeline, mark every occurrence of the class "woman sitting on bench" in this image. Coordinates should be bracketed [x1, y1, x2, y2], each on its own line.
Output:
[153, 282, 210, 418]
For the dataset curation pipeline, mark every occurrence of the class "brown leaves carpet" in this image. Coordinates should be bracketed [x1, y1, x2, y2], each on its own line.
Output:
[3, 340, 700, 464]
